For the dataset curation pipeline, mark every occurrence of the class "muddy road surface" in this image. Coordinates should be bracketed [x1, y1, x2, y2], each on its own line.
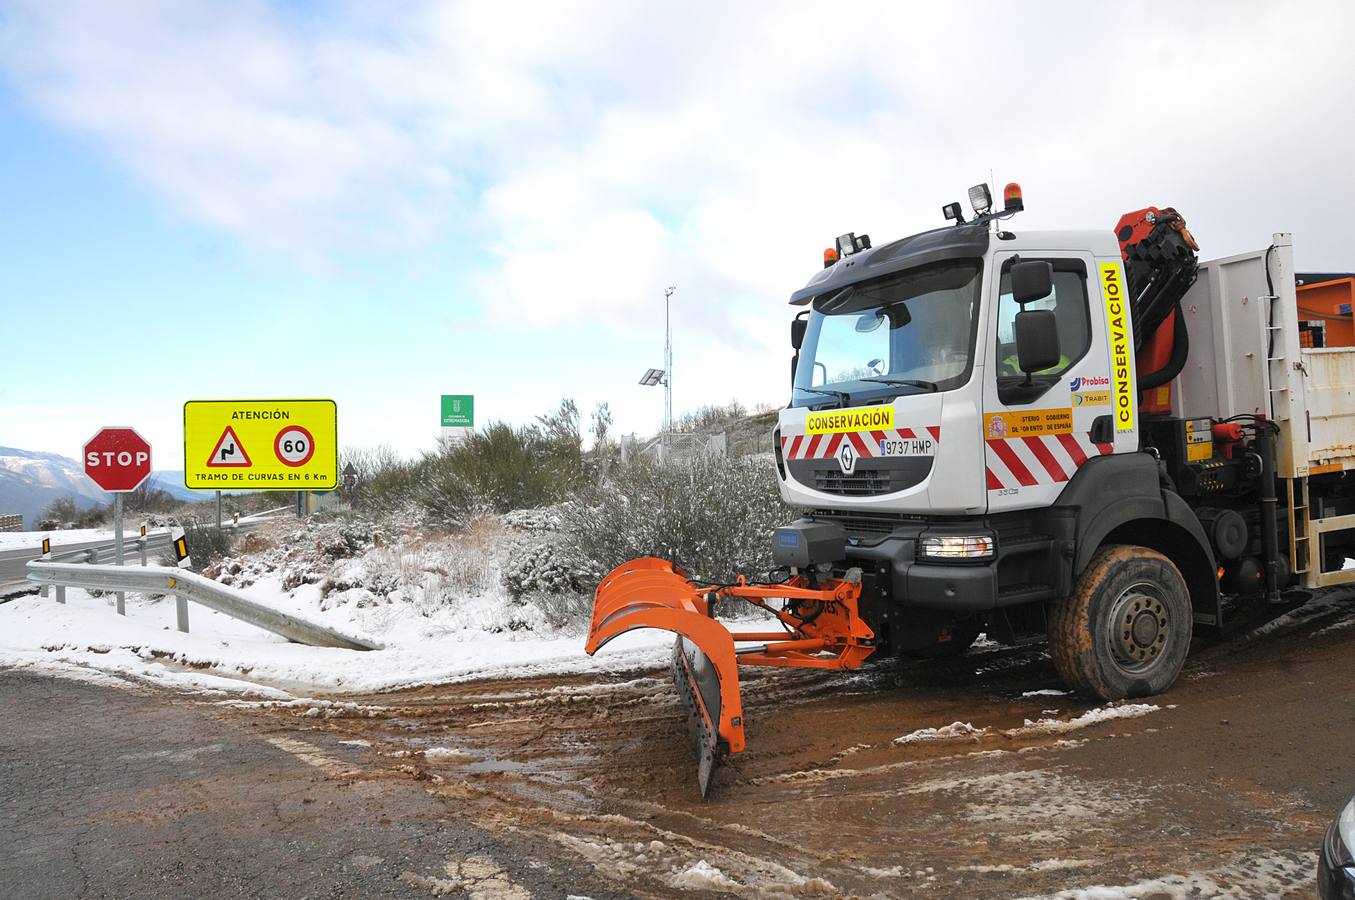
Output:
[7, 591, 1354, 897]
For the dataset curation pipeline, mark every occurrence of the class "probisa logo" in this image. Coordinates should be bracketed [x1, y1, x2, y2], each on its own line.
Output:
[1069, 375, 1110, 391]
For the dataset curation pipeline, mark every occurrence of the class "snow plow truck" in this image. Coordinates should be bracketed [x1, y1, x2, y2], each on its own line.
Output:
[585, 182, 1355, 794]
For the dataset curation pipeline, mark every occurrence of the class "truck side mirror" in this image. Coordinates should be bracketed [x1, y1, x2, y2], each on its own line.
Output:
[1010, 260, 1053, 303]
[1014, 309, 1061, 375]
[791, 317, 808, 350]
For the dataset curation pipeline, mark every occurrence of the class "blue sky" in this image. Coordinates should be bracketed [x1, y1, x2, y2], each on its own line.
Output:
[3, 1, 1355, 468]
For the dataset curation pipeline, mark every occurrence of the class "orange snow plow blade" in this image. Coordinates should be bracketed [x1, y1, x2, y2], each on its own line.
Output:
[584, 557, 874, 796]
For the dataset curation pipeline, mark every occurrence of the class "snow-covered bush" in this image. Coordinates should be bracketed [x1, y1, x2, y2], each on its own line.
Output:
[502, 504, 570, 532]
[317, 519, 377, 559]
[501, 534, 583, 598]
[559, 456, 793, 588]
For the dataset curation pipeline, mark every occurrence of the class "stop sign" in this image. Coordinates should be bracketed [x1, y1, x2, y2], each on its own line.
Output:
[83, 427, 153, 493]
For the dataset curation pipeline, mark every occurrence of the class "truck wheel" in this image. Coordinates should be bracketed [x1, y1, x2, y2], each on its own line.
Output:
[1049, 544, 1192, 701]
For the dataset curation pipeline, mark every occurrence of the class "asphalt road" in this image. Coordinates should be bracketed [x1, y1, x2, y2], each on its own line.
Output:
[0, 669, 625, 899]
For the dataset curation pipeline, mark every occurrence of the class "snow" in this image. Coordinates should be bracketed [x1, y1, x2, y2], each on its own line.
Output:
[1023, 849, 1315, 899]
[670, 860, 740, 892]
[894, 721, 987, 744]
[0, 580, 671, 696]
[1013, 704, 1162, 736]
[0, 527, 122, 551]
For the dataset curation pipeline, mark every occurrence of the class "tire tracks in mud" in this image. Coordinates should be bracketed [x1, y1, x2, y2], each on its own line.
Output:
[215, 594, 1355, 898]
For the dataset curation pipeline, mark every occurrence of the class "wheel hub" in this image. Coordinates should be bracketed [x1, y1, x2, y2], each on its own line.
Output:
[1108, 585, 1170, 672]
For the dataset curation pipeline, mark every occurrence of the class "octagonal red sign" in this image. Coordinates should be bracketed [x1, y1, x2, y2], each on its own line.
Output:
[83, 427, 153, 493]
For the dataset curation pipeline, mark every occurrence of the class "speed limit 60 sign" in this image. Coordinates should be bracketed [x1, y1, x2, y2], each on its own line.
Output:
[183, 399, 337, 491]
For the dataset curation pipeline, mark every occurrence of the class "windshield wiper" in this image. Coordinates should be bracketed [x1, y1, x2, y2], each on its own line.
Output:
[860, 376, 938, 393]
[798, 386, 851, 407]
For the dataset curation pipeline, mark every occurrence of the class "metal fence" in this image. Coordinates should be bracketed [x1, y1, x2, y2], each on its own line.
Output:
[621, 431, 728, 465]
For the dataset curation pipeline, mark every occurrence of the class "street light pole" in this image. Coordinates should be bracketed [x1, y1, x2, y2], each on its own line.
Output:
[663, 285, 676, 460]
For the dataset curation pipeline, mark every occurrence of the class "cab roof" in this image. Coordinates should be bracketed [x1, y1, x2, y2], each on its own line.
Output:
[789, 226, 1121, 305]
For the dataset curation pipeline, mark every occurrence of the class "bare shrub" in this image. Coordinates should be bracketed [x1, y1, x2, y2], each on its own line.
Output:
[559, 456, 793, 589]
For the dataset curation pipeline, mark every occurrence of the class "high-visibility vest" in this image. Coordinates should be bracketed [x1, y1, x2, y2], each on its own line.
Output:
[1000, 353, 1070, 377]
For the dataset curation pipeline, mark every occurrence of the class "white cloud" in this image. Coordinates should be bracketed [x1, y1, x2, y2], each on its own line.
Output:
[4, 0, 1355, 447]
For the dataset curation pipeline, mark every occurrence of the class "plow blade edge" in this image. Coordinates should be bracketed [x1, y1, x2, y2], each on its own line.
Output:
[584, 558, 745, 793]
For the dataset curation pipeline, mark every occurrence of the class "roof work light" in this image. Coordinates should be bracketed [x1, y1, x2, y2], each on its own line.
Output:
[968, 183, 993, 217]
[834, 233, 873, 259]
[942, 201, 965, 224]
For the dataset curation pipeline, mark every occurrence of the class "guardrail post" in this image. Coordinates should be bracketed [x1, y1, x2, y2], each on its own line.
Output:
[139, 538, 147, 566]
[175, 593, 189, 633]
[55, 585, 65, 604]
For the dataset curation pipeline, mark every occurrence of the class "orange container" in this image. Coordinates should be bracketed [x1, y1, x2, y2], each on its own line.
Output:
[1297, 277, 1355, 348]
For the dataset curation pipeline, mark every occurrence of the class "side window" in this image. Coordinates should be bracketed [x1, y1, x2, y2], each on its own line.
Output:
[994, 260, 1091, 404]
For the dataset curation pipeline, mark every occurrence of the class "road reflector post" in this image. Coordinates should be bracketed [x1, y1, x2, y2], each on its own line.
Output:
[170, 527, 192, 569]
[41, 537, 50, 556]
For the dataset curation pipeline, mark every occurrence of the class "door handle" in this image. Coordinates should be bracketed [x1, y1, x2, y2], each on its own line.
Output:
[1089, 415, 1113, 444]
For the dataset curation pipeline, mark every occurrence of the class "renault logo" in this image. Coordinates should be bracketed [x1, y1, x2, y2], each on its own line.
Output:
[837, 441, 857, 475]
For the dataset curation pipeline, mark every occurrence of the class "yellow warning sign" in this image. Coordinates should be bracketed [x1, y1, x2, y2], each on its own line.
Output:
[184, 400, 337, 491]
[805, 406, 894, 435]
[1099, 261, 1135, 434]
[985, 407, 1073, 440]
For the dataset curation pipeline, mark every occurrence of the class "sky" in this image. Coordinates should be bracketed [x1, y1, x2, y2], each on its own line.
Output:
[3, 0, 1355, 469]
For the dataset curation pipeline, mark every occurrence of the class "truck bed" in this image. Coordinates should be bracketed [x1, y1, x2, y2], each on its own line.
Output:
[1172, 232, 1355, 478]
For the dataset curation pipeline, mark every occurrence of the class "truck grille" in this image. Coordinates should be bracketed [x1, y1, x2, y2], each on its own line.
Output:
[810, 509, 906, 535]
[813, 468, 894, 496]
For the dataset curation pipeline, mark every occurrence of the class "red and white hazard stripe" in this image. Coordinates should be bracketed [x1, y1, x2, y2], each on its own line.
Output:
[781, 426, 941, 460]
[985, 433, 1111, 490]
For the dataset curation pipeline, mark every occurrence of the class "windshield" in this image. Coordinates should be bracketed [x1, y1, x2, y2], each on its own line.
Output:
[791, 259, 983, 407]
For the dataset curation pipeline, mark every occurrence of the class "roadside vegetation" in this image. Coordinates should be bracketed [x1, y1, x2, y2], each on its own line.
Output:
[308, 396, 792, 630]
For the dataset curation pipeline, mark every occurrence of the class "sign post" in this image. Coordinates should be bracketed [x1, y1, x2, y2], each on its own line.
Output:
[83, 427, 153, 616]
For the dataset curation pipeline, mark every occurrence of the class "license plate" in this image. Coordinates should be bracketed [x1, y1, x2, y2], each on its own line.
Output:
[878, 437, 935, 457]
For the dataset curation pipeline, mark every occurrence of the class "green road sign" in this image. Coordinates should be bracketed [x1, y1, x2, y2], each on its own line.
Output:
[441, 394, 474, 427]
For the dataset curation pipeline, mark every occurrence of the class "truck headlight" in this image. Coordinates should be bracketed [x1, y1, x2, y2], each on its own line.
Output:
[918, 534, 995, 561]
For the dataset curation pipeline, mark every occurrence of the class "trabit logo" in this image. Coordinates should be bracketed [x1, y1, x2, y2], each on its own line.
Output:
[837, 441, 857, 475]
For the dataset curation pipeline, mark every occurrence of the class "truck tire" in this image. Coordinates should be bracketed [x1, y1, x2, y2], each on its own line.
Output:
[1049, 544, 1192, 701]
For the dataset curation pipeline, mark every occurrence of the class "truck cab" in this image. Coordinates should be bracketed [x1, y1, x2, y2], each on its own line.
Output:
[771, 189, 1246, 699]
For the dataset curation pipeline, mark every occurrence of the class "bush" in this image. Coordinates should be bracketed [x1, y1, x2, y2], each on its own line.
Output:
[501, 535, 584, 598]
[163, 522, 236, 572]
[559, 455, 794, 589]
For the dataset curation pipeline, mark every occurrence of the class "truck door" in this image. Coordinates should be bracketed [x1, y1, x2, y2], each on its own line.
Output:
[983, 250, 1114, 513]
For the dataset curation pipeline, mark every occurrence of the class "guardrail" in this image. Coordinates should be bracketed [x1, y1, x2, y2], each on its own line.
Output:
[26, 560, 378, 651]
[22, 511, 380, 651]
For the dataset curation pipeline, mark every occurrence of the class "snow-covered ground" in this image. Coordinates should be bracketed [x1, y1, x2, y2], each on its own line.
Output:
[0, 581, 669, 695]
[0, 526, 129, 551]
[0, 518, 673, 696]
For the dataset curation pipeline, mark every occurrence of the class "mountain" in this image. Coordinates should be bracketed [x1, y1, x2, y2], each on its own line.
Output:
[0, 446, 204, 529]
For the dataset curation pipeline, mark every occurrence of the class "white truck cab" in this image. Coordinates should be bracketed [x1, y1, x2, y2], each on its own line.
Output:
[768, 185, 1355, 701]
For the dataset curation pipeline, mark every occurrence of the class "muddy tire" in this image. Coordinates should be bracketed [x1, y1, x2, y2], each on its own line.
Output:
[1049, 544, 1192, 701]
